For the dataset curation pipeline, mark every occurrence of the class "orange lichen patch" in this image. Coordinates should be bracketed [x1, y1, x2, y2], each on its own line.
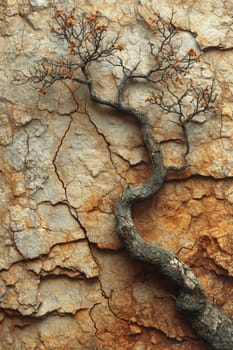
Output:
[187, 234, 233, 276]
[193, 264, 233, 314]
[110, 279, 199, 341]
[91, 281, 205, 349]
[133, 178, 233, 255]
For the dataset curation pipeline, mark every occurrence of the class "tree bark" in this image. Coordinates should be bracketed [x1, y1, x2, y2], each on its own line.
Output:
[113, 102, 233, 350]
[86, 83, 233, 349]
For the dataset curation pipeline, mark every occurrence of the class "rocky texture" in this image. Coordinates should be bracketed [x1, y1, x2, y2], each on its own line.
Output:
[0, 0, 232, 349]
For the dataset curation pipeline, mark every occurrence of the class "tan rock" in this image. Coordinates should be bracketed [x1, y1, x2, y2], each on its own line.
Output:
[79, 211, 121, 249]
[0, 1, 232, 349]
[1, 265, 40, 315]
[40, 241, 99, 278]
[37, 277, 102, 316]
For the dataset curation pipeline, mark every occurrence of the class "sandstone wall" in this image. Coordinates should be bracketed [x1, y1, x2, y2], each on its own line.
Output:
[0, 1, 232, 349]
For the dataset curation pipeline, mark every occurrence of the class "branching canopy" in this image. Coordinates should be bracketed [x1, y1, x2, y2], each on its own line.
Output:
[15, 4, 233, 350]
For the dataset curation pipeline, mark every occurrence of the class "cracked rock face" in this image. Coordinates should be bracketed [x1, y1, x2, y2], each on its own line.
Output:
[0, 1, 232, 349]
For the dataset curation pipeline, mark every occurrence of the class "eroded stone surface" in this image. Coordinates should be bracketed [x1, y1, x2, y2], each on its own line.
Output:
[139, 0, 233, 49]
[37, 277, 101, 316]
[35, 240, 99, 278]
[0, 0, 232, 349]
[1, 264, 40, 316]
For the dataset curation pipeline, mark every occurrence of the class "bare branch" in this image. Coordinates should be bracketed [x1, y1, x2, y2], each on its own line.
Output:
[17, 6, 233, 350]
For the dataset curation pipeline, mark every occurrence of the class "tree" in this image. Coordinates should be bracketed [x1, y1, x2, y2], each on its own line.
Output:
[16, 4, 233, 349]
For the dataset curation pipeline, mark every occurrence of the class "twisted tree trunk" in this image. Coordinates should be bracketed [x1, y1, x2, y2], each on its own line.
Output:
[87, 82, 233, 349]
[114, 106, 233, 350]
[20, 5, 233, 348]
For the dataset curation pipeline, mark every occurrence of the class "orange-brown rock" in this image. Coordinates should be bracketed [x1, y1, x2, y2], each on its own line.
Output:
[0, 0, 232, 349]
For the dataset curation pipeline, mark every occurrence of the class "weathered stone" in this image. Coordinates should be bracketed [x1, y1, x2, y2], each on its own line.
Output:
[139, 0, 233, 49]
[0, 0, 232, 349]
[0, 114, 13, 145]
[0, 277, 7, 301]
[36, 203, 84, 241]
[6, 202, 85, 260]
[30, 0, 48, 8]
[1, 265, 40, 316]
[14, 228, 49, 259]
[78, 211, 121, 249]
[39, 241, 99, 278]
[37, 277, 102, 316]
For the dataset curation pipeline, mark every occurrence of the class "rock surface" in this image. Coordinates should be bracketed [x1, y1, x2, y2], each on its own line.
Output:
[0, 0, 232, 349]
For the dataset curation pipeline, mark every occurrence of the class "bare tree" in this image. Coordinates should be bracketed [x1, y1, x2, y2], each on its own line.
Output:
[16, 5, 233, 349]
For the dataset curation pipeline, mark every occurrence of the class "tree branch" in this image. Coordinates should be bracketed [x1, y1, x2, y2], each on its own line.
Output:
[18, 6, 233, 349]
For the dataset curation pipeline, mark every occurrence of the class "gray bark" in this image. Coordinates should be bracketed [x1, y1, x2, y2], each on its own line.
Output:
[85, 80, 233, 349]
